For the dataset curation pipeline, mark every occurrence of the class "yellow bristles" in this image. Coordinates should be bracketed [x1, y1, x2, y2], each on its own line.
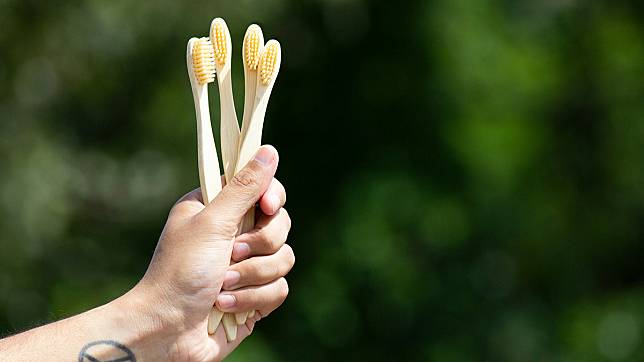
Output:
[260, 42, 279, 85]
[192, 38, 215, 85]
[212, 22, 227, 66]
[245, 28, 261, 71]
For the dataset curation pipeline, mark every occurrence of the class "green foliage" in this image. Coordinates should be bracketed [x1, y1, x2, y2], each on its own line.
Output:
[1, 0, 643, 360]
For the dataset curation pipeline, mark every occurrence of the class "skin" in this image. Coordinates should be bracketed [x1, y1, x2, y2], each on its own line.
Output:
[0, 145, 293, 361]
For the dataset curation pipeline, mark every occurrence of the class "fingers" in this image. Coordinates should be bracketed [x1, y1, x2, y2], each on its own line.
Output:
[216, 277, 289, 316]
[223, 244, 295, 290]
[259, 178, 286, 216]
[231, 208, 292, 261]
[200, 146, 278, 227]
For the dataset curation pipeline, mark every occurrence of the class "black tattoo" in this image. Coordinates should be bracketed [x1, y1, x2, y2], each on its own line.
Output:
[78, 340, 136, 362]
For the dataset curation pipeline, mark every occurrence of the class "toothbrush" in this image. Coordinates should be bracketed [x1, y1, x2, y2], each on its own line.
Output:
[236, 39, 282, 248]
[210, 18, 244, 342]
[241, 25, 264, 151]
[211, 18, 241, 182]
[186, 37, 226, 335]
[225, 23, 266, 328]
[186, 37, 221, 210]
[236, 39, 281, 194]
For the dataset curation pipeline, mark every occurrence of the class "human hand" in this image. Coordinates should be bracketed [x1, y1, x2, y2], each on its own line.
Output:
[117, 145, 293, 361]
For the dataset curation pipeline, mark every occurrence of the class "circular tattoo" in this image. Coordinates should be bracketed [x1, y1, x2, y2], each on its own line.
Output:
[78, 340, 136, 362]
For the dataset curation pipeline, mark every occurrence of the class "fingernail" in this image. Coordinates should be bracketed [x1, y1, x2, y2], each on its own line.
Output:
[233, 243, 250, 259]
[217, 294, 236, 309]
[254, 146, 273, 166]
[223, 270, 241, 288]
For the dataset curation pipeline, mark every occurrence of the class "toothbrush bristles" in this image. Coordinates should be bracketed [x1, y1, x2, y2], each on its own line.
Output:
[245, 29, 261, 71]
[213, 22, 227, 65]
[260, 42, 279, 85]
[192, 38, 216, 85]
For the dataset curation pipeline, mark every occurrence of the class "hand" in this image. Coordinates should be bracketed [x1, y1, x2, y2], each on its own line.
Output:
[118, 145, 294, 361]
[218, 183, 293, 315]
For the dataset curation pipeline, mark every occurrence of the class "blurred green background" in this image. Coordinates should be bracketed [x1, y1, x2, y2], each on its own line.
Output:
[1, 0, 644, 360]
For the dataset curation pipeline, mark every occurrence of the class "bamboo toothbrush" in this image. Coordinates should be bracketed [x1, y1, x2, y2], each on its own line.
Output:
[211, 18, 241, 184]
[187, 37, 226, 335]
[225, 23, 267, 327]
[186, 37, 221, 207]
[235, 39, 282, 249]
[241, 24, 264, 149]
[210, 18, 245, 342]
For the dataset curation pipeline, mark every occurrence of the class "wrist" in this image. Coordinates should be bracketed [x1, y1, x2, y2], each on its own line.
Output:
[104, 285, 183, 360]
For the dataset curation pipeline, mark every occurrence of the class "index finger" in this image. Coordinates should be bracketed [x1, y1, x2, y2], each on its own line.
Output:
[259, 178, 286, 216]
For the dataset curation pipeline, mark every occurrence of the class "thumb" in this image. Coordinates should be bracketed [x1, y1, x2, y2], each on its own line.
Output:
[202, 145, 279, 224]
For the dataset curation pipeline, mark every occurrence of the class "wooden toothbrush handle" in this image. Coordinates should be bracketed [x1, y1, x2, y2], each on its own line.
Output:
[240, 208, 256, 235]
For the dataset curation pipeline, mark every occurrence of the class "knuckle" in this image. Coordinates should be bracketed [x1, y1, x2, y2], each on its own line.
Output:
[280, 208, 292, 230]
[275, 178, 286, 202]
[278, 278, 289, 300]
[238, 289, 255, 307]
[169, 203, 199, 223]
[231, 168, 260, 189]
[198, 216, 238, 236]
[261, 262, 280, 280]
[278, 260, 290, 277]
[245, 262, 262, 280]
[258, 228, 277, 252]
[280, 245, 295, 274]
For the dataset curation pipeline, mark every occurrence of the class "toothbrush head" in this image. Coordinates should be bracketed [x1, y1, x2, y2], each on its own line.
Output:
[243, 24, 264, 71]
[259, 40, 281, 86]
[190, 37, 216, 85]
[210, 18, 230, 66]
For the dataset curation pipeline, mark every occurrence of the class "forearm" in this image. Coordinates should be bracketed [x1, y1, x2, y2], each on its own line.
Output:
[0, 289, 174, 361]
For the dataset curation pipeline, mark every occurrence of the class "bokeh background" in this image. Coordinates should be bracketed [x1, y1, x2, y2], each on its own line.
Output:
[1, 0, 644, 360]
